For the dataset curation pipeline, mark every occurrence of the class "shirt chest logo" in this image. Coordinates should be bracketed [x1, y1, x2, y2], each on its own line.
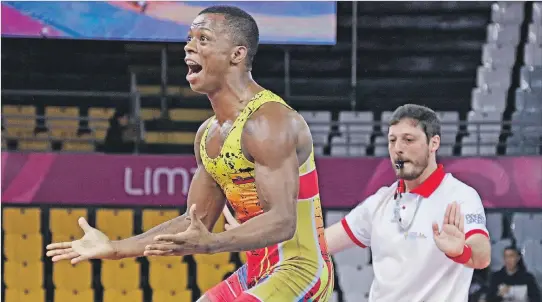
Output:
[403, 231, 428, 240]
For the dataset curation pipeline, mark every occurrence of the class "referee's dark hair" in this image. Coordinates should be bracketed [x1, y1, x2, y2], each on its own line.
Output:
[389, 104, 441, 142]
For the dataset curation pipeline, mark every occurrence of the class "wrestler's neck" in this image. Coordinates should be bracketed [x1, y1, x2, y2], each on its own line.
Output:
[208, 71, 264, 124]
[404, 160, 438, 192]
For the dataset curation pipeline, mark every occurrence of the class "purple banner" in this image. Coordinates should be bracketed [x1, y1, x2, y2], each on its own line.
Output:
[2, 152, 541, 208]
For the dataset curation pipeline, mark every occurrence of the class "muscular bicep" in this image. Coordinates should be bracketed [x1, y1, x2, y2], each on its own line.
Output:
[187, 118, 227, 231]
[245, 104, 300, 226]
[253, 147, 299, 215]
[185, 166, 226, 231]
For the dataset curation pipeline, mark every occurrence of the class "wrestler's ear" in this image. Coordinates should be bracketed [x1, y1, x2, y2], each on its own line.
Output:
[231, 46, 248, 65]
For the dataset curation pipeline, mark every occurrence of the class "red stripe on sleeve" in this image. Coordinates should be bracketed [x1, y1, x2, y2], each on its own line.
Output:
[298, 169, 319, 200]
[341, 218, 367, 248]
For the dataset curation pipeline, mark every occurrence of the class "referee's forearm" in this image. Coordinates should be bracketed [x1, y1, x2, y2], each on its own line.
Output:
[465, 234, 491, 269]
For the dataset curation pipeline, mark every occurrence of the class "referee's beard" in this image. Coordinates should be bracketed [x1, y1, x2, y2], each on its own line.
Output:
[394, 148, 431, 181]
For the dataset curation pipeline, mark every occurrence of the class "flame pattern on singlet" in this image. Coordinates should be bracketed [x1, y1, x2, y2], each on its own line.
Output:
[200, 90, 334, 301]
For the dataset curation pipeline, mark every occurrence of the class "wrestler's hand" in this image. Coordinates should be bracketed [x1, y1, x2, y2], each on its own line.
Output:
[432, 201, 465, 257]
[46, 218, 115, 264]
[145, 204, 216, 256]
[223, 205, 241, 230]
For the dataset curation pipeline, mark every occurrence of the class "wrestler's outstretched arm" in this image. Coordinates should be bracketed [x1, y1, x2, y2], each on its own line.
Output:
[146, 103, 302, 255]
[46, 118, 226, 264]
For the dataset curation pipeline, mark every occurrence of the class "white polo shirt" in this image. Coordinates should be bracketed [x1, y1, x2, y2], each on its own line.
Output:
[341, 165, 489, 302]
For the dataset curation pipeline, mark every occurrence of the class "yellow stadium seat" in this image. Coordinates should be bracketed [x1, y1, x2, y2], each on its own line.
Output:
[140, 108, 161, 120]
[18, 139, 50, 151]
[145, 131, 167, 143]
[94, 129, 107, 141]
[153, 289, 192, 302]
[2, 207, 41, 234]
[4, 233, 42, 262]
[101, 259, 140, 290]
[53, 261, 92, 291]
[138, 85, 183, 96]
[196, 263, 236, 293]
[96, 209, 134, 240]
[169, 109, 214, 122]
[62, 141, 94, 152]
[5, 288, 45, 302]
[213, 213, 226, 233]
[103, 289, 143, 302]
[194, 253, 231, 267]
[239, 252, 248, 264]
[45, 106, 79, 129]
[4, 261, 43, 289]
[49, 208, 88, 237]
[54, 289, 94, 302]
[148, 260, 189, 291]
[142, 209, 180, 232]
[50, 128, 78, 140]
[3, 105, 36, 132]
[5, 127, 35, 138]
[88, 107, 114, 131]
[3, 105, 36, 116]
[166, 132, 197, 144]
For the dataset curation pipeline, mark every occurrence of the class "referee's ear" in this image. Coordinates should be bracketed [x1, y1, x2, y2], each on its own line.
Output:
[430, 135, 440, 153]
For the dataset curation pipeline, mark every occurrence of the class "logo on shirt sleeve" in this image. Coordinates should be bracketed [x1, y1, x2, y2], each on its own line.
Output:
[465, 213, 485, 225]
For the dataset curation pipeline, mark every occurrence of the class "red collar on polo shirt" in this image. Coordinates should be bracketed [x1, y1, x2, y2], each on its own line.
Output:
[397, 164, 446, 198]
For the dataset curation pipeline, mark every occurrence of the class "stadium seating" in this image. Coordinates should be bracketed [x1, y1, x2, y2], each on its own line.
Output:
[103, 289, 143, 302]
[2, 207, 45, 301]
[96, 208, 134, 240]
[5, 288, 46, 302]
[1, 202, 540, 301]
[142, 209, 180, 232]
[101, 259, 140, 291]
[54, 289, 94, 302]
[148, 258, 190, 292]
[4, 260, 44, 290]
[152, 290, 192, 302]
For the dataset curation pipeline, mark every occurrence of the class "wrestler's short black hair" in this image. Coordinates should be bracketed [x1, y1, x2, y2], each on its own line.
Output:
[198, 5, 259, 70]
[389, 104, 441, 142]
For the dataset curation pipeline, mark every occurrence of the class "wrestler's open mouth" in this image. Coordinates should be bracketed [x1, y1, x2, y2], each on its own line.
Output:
[186, 61, 203, 75]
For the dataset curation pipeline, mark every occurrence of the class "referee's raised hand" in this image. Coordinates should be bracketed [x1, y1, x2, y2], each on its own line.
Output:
[432, 201, 466, 258]
[46, 217, 115, 264]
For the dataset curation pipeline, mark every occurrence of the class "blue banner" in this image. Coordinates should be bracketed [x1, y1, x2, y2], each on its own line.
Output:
[1, 1, 336, 45]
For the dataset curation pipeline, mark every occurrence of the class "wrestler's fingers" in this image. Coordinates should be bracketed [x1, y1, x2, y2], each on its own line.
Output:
[46, 248, 74, 257]
[146, 243, 178, 252]
[52, 251, 80, 262]
[143, 249, 175, 257]
[46, 241, 73, 250]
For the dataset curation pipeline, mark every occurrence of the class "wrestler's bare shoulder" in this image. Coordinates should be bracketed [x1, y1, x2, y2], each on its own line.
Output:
[242, 101, 310, 141]
[241, 101, 313, 161]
